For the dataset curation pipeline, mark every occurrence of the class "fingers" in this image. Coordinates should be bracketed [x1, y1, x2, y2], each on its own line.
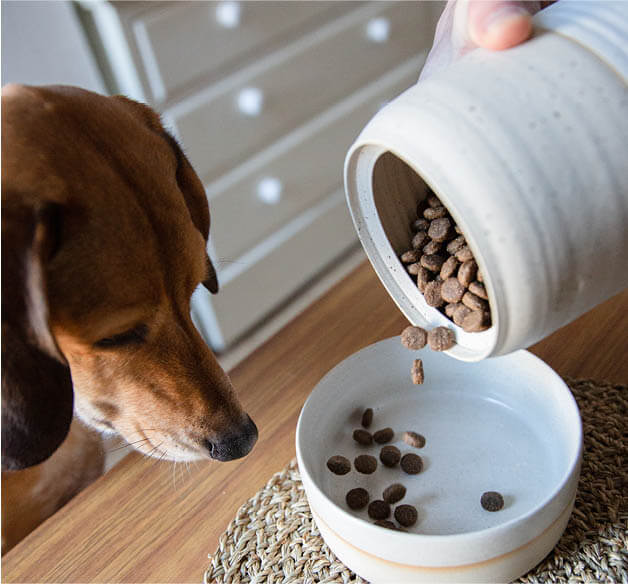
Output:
[420, 0, 545, 81]
[467, 1, 538, 50]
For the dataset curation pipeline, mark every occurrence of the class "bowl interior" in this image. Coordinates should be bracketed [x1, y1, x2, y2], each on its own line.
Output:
[297, 337, 581, 536]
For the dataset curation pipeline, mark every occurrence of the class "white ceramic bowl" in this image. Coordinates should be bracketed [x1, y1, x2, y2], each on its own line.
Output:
[296, 338, 582, 583]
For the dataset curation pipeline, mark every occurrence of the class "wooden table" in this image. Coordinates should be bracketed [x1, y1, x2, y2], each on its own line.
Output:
[4, 262, 627, 583]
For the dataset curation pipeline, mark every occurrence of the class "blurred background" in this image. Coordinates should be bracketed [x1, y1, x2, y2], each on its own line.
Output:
[2, 0, 441, 366]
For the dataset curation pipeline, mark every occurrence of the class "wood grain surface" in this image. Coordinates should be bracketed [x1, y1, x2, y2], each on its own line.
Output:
[3, 261, 627, 583]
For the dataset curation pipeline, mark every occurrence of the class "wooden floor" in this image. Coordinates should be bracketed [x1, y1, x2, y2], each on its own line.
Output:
[3, 261, 627, 583]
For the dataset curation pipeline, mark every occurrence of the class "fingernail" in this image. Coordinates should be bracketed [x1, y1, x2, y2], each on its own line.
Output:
[484, 5, 530, 36]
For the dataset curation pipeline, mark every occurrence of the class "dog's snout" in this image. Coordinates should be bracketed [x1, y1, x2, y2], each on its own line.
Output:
[205, 415, 258, 462]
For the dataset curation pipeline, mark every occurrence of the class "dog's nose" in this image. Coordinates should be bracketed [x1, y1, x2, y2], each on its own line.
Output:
[204, 415, 258, 461]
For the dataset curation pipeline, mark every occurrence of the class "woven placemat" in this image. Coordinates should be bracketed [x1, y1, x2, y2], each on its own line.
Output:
[205, 379, 627, 583]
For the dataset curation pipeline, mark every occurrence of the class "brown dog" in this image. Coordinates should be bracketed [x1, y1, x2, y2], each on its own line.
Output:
[2, 85, 258, 550]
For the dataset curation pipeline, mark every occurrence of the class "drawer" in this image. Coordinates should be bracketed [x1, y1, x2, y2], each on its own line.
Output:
[133, 2, 355, 102]
[207, 56, 423, 262]
[207, 190, 357, 348]
[166, 1, 437, 183]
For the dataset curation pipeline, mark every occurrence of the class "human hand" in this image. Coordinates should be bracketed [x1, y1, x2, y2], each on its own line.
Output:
[420, 1, 552, 81]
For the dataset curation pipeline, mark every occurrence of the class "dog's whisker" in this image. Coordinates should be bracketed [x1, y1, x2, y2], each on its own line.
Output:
[107, 438, 150, 453]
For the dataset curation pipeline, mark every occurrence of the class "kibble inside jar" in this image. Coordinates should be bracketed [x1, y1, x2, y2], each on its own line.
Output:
[400, 188, 492, 332]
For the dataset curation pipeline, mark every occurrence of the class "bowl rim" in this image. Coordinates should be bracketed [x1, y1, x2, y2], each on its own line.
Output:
[296, 337, 583, 565]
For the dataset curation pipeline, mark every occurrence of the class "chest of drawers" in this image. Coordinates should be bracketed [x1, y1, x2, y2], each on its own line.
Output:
[79, 0, 441, 350]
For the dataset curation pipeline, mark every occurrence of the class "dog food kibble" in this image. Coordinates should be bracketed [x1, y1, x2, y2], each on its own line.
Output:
[413, 218, 430, 231]
[383, 483, 406, 504]
[422, 240, 442, 256]
[423, 280, 444, 307]
[416, 267, 431, 293]
[346, 488, 369, 510]
[380, 445, 401, 467]
[373, 427, 394, 444]
[368, 500, 391, 520]
[481, 491, 505, 512]
[457, 260, 478, 287]
[441, 277, 465, 304]
[462, 291, 488, 312]
[440, 256, 459, 280]
[455, 246, 474, 263]
[327, 455, 351, 475]
[461, 309, 488, 333]
[446, 235, 466, 255]
[428, 217, 453, 242]
[445, 303, 457, 318]
[407, 262, 421, 276]
[403, 431, 426, 449]
[354, 454, 378, 474]
[412, 231, 429, 250]
[453, 303, 472, 326]
[400, 453, 423, 475]
[428, 326, 456, 351]
[353, 429, 373, 446]
[469, 281, 488, 300]
[394, 504, 418, 527]
[401, 249, 420, 264]
[426, 194, 441, 208]
[424, 206, 448, 220]
[374, 519, 397, 530]
[411, 359, 424, 385]
[421, 253, 445, 273]
[401, 326, 428, 350]
[361, 407, 373, 428]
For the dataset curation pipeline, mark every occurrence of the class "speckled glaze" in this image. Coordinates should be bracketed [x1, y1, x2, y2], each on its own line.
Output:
[344, 1, 628, 361]
[296, 337, 582, 583]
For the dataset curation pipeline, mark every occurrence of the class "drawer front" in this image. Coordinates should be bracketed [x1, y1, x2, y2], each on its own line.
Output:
[133, 2, 352, 102]
[208, 190, 357, 347]
[168, 1, 437, 183]
[208, 58, 422, 262]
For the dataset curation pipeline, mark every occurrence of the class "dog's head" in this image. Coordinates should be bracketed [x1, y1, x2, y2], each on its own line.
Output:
[1, 84, 257, 470]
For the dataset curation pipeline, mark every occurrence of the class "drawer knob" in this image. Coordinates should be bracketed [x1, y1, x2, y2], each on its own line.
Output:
[366, 17, 390, 44]
[257, 177, 283, 205]
[216, 1, 241, 29]
[237, 87, 264, 117]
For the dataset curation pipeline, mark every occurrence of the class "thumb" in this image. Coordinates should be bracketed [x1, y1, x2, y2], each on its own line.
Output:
[467, 1, 538, 51]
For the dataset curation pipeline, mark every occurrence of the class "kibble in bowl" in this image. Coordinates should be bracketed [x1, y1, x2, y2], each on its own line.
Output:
[297, 337, 582, 582]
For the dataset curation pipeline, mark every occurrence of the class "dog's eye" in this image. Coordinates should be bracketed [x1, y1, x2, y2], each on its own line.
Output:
[95, 324, 148, 349]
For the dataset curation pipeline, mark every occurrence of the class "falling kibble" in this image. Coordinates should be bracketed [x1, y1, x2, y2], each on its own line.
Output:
[326, 455, 351, 475]
[427, 326, 456, 351]
[411, 359, 424, 385]
[481, 491, 505, 512]
[361, 408, 373, 428]
[400, 326, 428, 350]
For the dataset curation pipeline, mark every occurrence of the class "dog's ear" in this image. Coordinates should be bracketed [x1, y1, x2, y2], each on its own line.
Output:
[1, 200, 74, 470]
[161, 131, 220, 294]
[111, 96, 220, 294]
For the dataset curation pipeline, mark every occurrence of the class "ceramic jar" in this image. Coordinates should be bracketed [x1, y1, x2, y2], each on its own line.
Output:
[344, 1, 628, 361]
